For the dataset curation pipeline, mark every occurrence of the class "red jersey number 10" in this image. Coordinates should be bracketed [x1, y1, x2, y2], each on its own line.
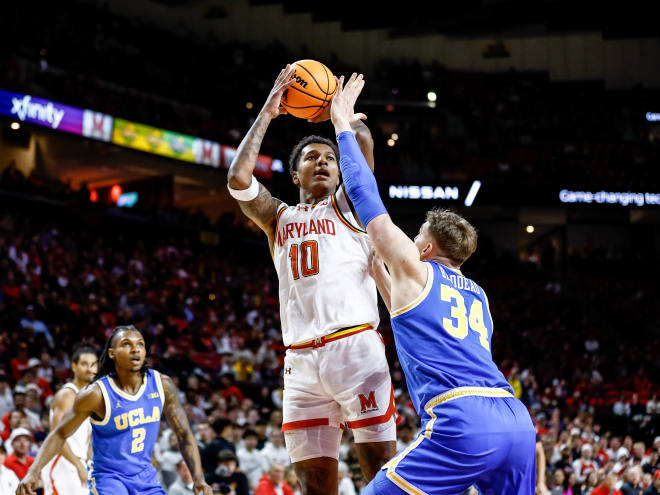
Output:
[289, 241, 319, 279]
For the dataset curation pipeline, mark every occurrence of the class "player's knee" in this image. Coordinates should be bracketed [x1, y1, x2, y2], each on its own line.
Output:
[352, 416, 397, 444]
[284, 425, 342, 463]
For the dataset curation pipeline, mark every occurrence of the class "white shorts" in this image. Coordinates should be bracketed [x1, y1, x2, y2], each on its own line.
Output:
[41, 455, 89, 495]
[282, 329, 396, 437]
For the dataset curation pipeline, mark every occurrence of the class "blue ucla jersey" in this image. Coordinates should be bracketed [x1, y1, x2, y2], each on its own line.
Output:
[390, 261, 512, 416]
[90, 369, 165, 477]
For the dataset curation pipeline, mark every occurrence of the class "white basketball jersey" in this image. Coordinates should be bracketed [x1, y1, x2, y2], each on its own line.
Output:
[273, 186, 379, 346]
[50, 383, 91, 460]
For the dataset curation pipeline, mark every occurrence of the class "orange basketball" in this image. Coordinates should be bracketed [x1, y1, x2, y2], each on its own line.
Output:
[281, 60, 337, 120]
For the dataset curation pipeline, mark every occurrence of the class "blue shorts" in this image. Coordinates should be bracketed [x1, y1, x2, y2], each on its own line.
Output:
[89, 465, 165, 495]
[363, 395, 536, 495]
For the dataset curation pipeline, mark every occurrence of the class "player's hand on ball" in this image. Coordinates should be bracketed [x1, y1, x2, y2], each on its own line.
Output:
[194, 480, 214, 495]
[330, 72, 365, 129]
[15, 476, 38, 495]
[261, 64, 297, 119]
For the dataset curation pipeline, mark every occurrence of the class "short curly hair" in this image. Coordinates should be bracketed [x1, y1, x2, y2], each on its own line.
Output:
[425, 208, 477, 265]
[288, 135, 339, 176]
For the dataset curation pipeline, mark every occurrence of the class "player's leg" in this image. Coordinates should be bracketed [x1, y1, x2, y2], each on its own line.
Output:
[325, 330, 397, 481]
[282, 348, 344, 494]
[284, 426, 342, 495]
[46, 456, 89, 495]
[353, 419, 397, 481]
[475, 398, 536, 495]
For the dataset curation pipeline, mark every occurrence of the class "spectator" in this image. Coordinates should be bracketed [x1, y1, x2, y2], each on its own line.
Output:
[338, 461, 356, 495]
[205, 449, 249, 495]
[0, 372, 13, 419]
[159, 431, 183, 488]
[592, 473, 623, 495]
[284, 466, 301, 495]
[212, 418, 237, 453]
[237, 429, 267, 490]
[20, 305, 54, 348]
[254, 463, 293, 495]
[2, 427, 33, 480]
[168, 459, 195, 495]
[254, 420, 269, 450]
[0, 444, 20, 494]
[573, 444, 597, 484]
[260, 430, 290, 470]
[643, 471, 660, 495]
[620, 466, 643, 495]
[550, 469, 566, 495]
[2, 387, 39, 433]
[196, 420, 220, 475]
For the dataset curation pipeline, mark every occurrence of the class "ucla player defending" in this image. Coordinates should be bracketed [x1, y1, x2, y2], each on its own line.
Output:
[16, 326, 213, 495]
[41, 344, 98, 495]
[331, 74, 536, 494]
[227, 65, 397, 494]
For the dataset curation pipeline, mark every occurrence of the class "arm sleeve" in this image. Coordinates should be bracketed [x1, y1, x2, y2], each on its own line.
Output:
[336, 131, 388, 227]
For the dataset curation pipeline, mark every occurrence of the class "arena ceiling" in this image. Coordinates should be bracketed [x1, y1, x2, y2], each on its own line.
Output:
[249, 0, 654, 39]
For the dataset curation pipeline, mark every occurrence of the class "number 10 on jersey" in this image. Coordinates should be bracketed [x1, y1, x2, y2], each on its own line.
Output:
[289, 241, 319, 279]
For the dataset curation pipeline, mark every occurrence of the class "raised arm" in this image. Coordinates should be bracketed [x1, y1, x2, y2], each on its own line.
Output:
[331, 74, 427, 310]
[48, 388, 88, 487]
[369, 251, 392, 311]
[161, 375, 212, 495]
[227, 65, 295, 243]
[17, 385, 103, 495]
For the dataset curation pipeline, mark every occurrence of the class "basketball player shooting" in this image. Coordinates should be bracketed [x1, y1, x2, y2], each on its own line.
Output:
[16, 326, 213, 495]
[227, 64, 397, 494]
[331, 73, 537, 494]
[41, 344, 98, 495]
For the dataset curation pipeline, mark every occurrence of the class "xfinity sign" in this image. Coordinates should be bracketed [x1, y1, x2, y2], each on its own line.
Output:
[0, 89, 84, 135]
[388, 181, 482, 207]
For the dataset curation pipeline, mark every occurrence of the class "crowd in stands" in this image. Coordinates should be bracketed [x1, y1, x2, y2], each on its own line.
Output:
[0, 174, 658, 494]
[2, 0, 660, 189]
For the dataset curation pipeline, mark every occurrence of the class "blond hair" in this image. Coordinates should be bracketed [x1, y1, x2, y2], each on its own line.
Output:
[425, 208, 477, 265]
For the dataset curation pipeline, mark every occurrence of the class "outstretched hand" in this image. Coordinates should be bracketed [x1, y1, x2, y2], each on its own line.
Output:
[308, 101, 366, 124]
[330, 73, 366, 132]
[261, 64, 296, 119]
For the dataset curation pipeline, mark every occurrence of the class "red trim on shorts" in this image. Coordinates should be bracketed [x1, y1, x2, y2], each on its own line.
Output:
[50, 454, 62, 495]
[346, 385, 397, 429]
[281, 418, 329, 431]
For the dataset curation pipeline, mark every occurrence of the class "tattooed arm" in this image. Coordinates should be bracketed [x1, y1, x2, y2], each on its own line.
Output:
[162, 375, 212, 495]
[227, 65, 295, 248]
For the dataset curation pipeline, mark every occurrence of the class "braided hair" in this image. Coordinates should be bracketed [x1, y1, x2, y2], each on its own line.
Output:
[94, 325, 147, 382]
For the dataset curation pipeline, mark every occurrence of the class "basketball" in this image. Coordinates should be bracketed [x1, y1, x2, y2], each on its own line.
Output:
[281, 59, 337, 120]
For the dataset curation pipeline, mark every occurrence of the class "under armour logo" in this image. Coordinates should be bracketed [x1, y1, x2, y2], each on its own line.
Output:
[149, 392, 159, 399]
[284, 368, 292, 375]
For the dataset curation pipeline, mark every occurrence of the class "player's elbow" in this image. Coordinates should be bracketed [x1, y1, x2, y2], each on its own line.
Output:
[227, 166, 251, 190]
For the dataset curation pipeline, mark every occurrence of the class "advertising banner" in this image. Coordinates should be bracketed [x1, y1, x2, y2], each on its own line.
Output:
[0, 89, 83, 135]
[83, 110, 113, 142]
[112, 118, 197, 163]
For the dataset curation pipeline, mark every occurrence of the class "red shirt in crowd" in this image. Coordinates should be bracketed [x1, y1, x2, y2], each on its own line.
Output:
[254, 474, 293, 495]
[3, 453, 34, 480]
[9, 357, 29, 380]
[591, 484, 622, 495]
